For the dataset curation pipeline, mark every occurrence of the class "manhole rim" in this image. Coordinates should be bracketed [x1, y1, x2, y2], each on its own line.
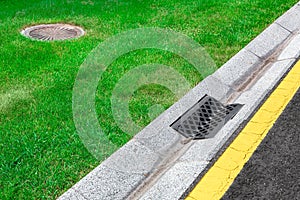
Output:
[20, 23, 85, 41]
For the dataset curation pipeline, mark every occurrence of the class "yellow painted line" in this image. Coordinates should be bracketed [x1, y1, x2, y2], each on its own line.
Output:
[187, 61, 300, 200]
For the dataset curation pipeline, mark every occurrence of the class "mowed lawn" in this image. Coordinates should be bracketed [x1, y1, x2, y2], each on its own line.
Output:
[0, 0, 297, 199]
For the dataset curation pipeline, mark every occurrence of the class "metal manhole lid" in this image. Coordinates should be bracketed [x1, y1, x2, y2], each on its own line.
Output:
[171, 95, 243, 139]
[21, 23, 85, 41]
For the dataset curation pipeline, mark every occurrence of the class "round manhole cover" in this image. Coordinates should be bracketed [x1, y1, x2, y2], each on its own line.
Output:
[21, 23, 85, 41]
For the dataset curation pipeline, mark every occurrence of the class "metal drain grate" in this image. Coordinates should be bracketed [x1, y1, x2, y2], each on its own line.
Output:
[171, 95, 243, 139]
[21, 24, 85, 41]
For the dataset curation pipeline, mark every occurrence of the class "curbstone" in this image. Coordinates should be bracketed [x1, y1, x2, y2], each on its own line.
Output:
[139, 161, 208, 200]
[70, 165, 145, 200]
[278, 33, 300, 60]
[135, 127, 183, 155]
[245, 23, 291, 58]
[58, 189, 87, 200]
[211, 49, 262, 89]
[276, 3, 300, 33]
[199, 75, 234, 103]
[101, 139, 161, 174]
[235, 59, 296, 108]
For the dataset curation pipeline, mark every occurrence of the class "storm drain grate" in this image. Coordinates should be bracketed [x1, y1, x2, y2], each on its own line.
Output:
[171, 95, 243, 139]
[21, 24, 85, 41]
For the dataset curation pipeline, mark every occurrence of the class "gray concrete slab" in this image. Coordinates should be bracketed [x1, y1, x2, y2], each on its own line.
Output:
[135, 127, 182, 155]
[212, 49, 262, 89]
[278, 33, 300, 60]
[102, 139, 161, 174]
[71, 165, 145, 200]
[245, 23, 290, 58]
[58, 189, 87, 200]
[235, 59, 296, 108]
[139, 161, 208, 200]
[276, 3, 300, 33]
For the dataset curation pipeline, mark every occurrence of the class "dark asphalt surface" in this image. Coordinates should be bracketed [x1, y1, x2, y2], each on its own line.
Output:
[222, 88, 300, 200]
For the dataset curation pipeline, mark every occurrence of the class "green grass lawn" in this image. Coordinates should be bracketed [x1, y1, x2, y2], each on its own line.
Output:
[0, 0, 298, 199]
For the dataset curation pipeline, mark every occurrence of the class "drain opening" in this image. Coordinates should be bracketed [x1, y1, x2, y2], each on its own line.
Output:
[21, 23, 85, 41]
[171, 95, 243, 139]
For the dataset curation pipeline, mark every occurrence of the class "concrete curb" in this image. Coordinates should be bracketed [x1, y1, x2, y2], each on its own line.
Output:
[58, 2, 300, 200]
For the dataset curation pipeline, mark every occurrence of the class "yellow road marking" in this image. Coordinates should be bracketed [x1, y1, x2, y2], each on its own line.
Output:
[187, 61, 300, 200]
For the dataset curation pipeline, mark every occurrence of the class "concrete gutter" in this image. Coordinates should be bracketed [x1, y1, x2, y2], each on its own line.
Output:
[58, 2, 300, 200]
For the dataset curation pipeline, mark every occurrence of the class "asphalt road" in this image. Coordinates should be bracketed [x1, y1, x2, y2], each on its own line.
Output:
[222, 88, 300, 199]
